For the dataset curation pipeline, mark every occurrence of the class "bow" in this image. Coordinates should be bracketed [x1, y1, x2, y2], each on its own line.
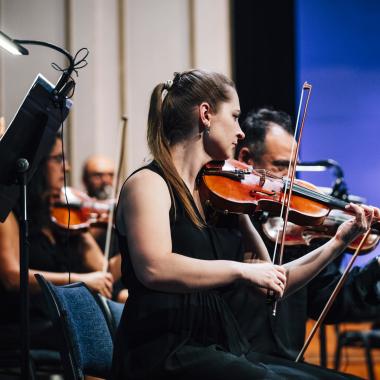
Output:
[102, 116, 128, 270]
[269, 82, 313, 316]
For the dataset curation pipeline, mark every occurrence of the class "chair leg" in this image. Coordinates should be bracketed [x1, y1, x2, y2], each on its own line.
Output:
[28, 357, 36, 380]
[363, 336, 375, 380]
[319, 324, 327, 367]
[334, 335, 343, 370]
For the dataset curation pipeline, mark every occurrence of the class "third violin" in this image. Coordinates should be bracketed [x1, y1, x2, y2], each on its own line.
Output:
[51, 187, 114, 231]
[199, 159, 380, 231]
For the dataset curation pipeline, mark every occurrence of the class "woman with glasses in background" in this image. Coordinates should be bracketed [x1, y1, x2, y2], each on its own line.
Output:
[0, 134, 114, 350]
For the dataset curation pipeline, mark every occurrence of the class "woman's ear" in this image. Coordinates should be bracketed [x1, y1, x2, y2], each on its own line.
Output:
[198, 102, 211, 132]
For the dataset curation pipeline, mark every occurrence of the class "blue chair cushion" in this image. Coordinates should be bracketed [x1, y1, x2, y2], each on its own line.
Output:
[53, 284, 113, 377]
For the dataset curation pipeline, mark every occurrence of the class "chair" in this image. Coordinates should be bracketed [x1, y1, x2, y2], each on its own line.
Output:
[334, 323, 380, 380]
[35, 274, 115, 380]
[95, 295, 124, 338]
[0, 349, 61, 379]
[0, 321, 62, 379]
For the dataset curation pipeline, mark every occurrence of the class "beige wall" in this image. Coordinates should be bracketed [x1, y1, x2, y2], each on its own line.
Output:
[0, 0, 231, 188]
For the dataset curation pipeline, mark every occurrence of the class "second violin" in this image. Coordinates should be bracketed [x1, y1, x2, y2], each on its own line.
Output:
[199, 159, 380, 230]
[51, 187, 114, 230]
[261, 211, 380, 254]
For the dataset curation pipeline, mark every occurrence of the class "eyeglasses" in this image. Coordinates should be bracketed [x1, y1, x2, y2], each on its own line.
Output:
[47, 154, 65, 164]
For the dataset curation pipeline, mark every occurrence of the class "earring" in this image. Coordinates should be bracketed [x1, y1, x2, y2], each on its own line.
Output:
[205, 123, 210, 135]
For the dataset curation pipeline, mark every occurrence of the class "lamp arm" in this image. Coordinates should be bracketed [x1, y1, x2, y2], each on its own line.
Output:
[15, 39, 75, 94]
[15, 39, 75, 69]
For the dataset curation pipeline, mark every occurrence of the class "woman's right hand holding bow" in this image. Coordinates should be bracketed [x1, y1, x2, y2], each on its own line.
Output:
[242, 262, 287, 298]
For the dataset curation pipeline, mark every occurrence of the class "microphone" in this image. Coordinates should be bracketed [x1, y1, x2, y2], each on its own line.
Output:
[296, 159, 344, 178]
[296, 159, 348, 200]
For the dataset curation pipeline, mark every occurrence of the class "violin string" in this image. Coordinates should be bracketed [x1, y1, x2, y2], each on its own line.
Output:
[291, 183, 348, 209]
[231, 166, 349, 210]
[254, 167, 349, 209]
[291, 184, 380, 226]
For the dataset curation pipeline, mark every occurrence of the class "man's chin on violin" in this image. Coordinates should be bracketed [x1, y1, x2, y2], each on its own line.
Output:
[237, 119, 296, 177]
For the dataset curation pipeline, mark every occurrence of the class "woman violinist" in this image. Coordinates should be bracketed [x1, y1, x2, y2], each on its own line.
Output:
[111, 70, 375, 380]
[0, 134, 113, 350]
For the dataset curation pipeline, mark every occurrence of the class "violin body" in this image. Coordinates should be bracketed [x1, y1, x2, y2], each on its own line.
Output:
[51, 187, 112, 231]
[262, 211, 380, 254]
[199, 159, 380, 254]
[199, 160, 330, 226]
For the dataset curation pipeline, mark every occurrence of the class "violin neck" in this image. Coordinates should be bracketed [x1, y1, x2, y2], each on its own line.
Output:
[292, 184, 380, 231]
[325, 197, 349, 211]
[292, 183, 348, 211]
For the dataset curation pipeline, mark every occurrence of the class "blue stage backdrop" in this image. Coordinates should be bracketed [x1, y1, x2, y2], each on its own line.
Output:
[296, 0, 380, 265]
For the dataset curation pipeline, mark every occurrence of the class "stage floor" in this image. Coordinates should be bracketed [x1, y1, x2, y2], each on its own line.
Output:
[304, 320, 380, 379]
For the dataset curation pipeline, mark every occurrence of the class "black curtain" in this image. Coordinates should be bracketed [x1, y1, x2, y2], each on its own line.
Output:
[231, 0, 296, 120]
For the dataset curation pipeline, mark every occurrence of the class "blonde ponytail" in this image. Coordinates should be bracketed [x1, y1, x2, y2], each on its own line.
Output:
[147, 83, 204, 228]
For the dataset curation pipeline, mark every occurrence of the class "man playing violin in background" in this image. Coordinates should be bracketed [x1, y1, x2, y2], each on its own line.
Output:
[82, 154, 115, 201]
[81, 154, 116, 252]
[81, 154, 128, 303]
[228, 107, 380, 362]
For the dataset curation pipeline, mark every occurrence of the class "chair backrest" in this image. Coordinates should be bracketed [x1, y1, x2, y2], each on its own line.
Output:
[35, 274, 114, 380]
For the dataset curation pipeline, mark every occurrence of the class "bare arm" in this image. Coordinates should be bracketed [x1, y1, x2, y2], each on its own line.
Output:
[117, 169, 286, 296]
[283, 203, 378, 296]
[239, 214, 271, 262]
[109, 253, 122, 281]
[79, 231, 107, 271]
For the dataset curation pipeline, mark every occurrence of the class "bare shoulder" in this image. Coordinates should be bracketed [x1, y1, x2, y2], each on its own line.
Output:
[117, 168, 171, 230]
[122, 168, 170, 203]
[126, 168, 166, 186]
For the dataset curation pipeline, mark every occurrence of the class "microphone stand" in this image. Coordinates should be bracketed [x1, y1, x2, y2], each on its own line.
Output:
[17, 158, 32, 379]
[0, 32, 87, 378]
[0, 34, 76, 379]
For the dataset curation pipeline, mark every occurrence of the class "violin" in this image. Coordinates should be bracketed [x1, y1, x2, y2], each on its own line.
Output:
[51, 187, 113, 231]
[261, 211, 380, 254]
[199, 159, 380, 231]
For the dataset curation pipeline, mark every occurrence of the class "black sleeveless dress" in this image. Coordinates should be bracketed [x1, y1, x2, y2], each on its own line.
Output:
[111, 162, 282, 380]
[111, 162, 362, 380]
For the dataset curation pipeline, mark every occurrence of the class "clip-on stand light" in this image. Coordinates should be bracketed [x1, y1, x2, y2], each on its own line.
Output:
[0, 30, 87, 379]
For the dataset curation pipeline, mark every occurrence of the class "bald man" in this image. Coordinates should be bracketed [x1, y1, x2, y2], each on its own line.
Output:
[82, 155, 115, 200]
[82, 155, 128, 302]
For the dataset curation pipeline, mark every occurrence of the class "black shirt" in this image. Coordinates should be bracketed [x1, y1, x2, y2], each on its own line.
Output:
[224, 217, 380, 360]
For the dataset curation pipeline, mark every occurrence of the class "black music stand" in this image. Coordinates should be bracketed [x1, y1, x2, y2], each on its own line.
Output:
[0, 74, 72, 379]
